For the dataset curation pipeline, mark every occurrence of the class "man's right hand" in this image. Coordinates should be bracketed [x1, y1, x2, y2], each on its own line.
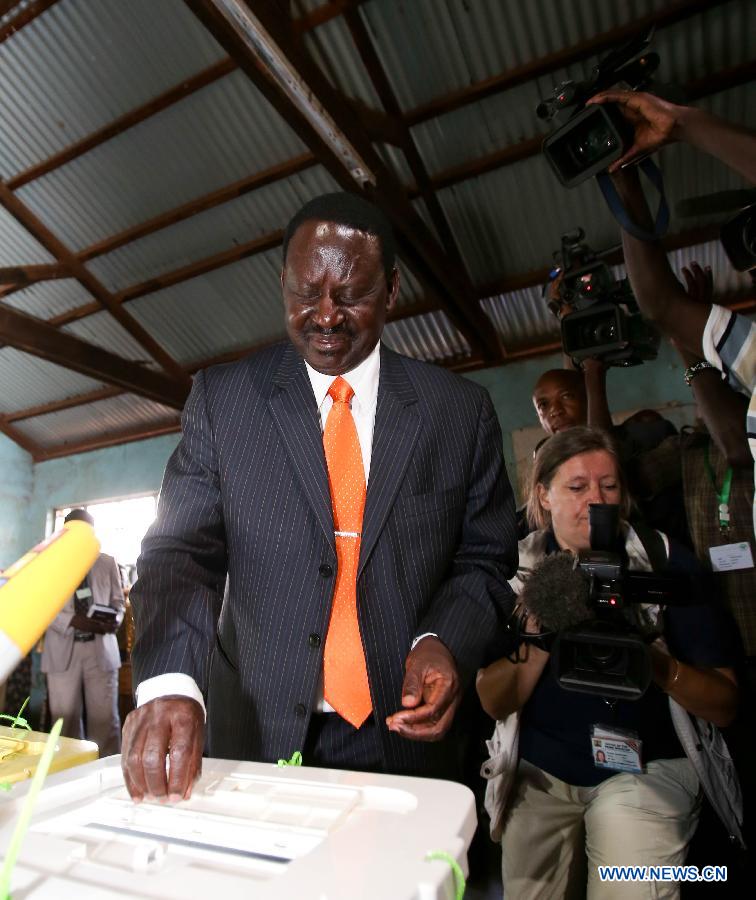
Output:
[121, 697, 204, 803]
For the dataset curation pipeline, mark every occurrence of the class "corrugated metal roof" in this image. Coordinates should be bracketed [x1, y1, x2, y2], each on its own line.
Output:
[2, 279, 96, 318]
[0, 0, 752, 456]
[13, 392, 179, 449]
[382, 310, 471, 363]
[360, 0, 667, 113]
[0, 347, 105, 414]
[481, 286, 560, 351]
[302, 12, 382, 108]
[86, 166, 341, 292]
[0, 0, 226, 179]
[15, 69, 310, 251]
[127, 248, 287, 366]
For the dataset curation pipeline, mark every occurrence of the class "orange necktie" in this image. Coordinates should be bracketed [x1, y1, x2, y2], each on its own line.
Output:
[322, 376, 372, 728]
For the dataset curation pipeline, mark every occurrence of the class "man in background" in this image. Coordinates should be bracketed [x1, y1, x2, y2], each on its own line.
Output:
[41, 508, 123, 755]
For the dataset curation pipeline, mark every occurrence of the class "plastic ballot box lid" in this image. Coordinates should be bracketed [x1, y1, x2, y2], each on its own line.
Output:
[0, 725, 98, 785]
[0, 755, 476, 899]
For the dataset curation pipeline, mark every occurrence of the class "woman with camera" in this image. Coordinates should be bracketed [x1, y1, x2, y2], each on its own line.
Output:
[477, 427, 739, 899]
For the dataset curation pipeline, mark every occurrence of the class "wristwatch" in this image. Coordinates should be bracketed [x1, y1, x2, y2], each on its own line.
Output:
[684, 360, 715, 386]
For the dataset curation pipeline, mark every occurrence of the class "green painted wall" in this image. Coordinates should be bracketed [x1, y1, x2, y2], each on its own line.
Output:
[0, 433, 33, 569]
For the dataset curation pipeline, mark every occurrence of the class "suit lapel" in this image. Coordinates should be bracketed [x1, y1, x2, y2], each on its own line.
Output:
[359, 346, 420, 577]
[267, 345, 335, 554]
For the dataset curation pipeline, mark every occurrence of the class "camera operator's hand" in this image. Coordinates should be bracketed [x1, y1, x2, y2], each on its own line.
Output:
[680, 262, 713, 307]
[590, 89, 756, 184]
[587, 90, 683, 172]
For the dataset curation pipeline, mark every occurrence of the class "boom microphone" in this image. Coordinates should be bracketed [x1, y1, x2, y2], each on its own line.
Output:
[0, 521, 100, 682]
[520, 552, 591, 632]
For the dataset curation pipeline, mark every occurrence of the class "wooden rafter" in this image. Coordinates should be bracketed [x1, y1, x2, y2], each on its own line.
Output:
[117, 229, 283, 305]
[0, 415, 40, 456]
[0, 263, 70, 288]
[4, 386, 123, 423]
[0, 304, 189, 409]
[32, 419, 182, 462]
[403, 0, 730, 127]
[341, 6, 473, 286]
[0, 182, 191, 387]
[77, 153, 316, 261]
[6, 58, 238, 190]
[291, 0, 366, 36]
[183, 0, 502, 363]
[0, 0, 58, 45]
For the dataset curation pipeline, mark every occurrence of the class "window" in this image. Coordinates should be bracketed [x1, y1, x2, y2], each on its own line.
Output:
[53, 494, 157, 571]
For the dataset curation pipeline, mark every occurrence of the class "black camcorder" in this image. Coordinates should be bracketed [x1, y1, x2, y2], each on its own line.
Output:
[551, 504, 684, 701]
[549, 229, 660, 366]
[538, 29, 660, 187]
[720, 203, 756, 272]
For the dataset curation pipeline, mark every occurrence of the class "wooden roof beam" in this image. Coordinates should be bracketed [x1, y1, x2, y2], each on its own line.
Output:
[0, 182, 191, 386]
[0, 414, 40, 456]
[0, 262, 71, 289]
[4, 386, 123, 423]
[0, 0, 58, 45]
[342, 7, 474, 287]
[6, 58, 237, 190]
[77, 153, 316, 262]
[32, 419, 182, 463]
[403, 0, 729, 126]
[0, 304, 189, 408]
[184, 0, 502, 363]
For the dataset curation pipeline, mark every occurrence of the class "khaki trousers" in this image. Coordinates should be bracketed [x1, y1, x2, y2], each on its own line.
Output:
[501, 758, 701, 900]
[46, 640, 121, 756]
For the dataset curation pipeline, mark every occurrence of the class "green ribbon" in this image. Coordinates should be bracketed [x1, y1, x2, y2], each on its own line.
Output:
[276, 750, 303, 767]
[425, 850, 466, 900]
[0, 717, 64, 900]
[0, 698, 31, 732]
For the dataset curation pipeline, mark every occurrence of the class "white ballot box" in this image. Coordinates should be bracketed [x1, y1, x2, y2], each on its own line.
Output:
[0, 755, 476, 899]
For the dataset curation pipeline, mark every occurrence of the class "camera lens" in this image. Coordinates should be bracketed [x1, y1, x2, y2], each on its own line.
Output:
[569, 118, 617, 167]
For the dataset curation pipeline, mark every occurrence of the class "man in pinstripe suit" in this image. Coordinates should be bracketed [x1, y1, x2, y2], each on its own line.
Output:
[123, 193, 517, 801]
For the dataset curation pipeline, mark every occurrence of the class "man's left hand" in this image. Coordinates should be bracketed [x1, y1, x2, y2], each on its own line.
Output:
[385, 637, 460, 741]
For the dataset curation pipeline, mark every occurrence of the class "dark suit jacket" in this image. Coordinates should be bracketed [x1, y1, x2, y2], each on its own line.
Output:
[131, 342, 517, 776]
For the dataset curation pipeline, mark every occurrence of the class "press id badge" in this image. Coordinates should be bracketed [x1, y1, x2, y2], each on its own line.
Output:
[591, 724, 643, 773]
[708, 541, 754, 573]
[75, 586, 92, 600]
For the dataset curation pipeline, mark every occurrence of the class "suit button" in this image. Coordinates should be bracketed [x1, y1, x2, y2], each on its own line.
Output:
[294, 703, 307, 718]
[308, 633, 321, 648]
[319, 564, 333, 577]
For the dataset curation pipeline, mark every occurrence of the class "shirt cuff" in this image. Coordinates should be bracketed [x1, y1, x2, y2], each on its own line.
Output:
[411, 632, 439, 651]
[701, 304, 730, 372]
[135, 673, 207, 721]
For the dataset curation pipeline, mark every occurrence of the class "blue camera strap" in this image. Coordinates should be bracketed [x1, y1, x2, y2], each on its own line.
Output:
[596, 157, 669, 240]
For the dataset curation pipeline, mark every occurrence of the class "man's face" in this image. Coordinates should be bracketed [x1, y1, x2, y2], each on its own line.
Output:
[281, 220, 399, 375]
[532, 371, 587, 435]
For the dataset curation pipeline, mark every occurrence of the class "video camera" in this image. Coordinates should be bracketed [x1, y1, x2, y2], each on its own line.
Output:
[548, 229, 660, 366]
[538, 28, 660, 187]
[514, 504, 688, 701]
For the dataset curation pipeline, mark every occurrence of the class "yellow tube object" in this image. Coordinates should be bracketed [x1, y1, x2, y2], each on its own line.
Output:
[0, 521, 100, 681]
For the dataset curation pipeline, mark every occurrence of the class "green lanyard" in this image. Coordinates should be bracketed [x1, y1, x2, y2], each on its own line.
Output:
[703, 443, 733, 532]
